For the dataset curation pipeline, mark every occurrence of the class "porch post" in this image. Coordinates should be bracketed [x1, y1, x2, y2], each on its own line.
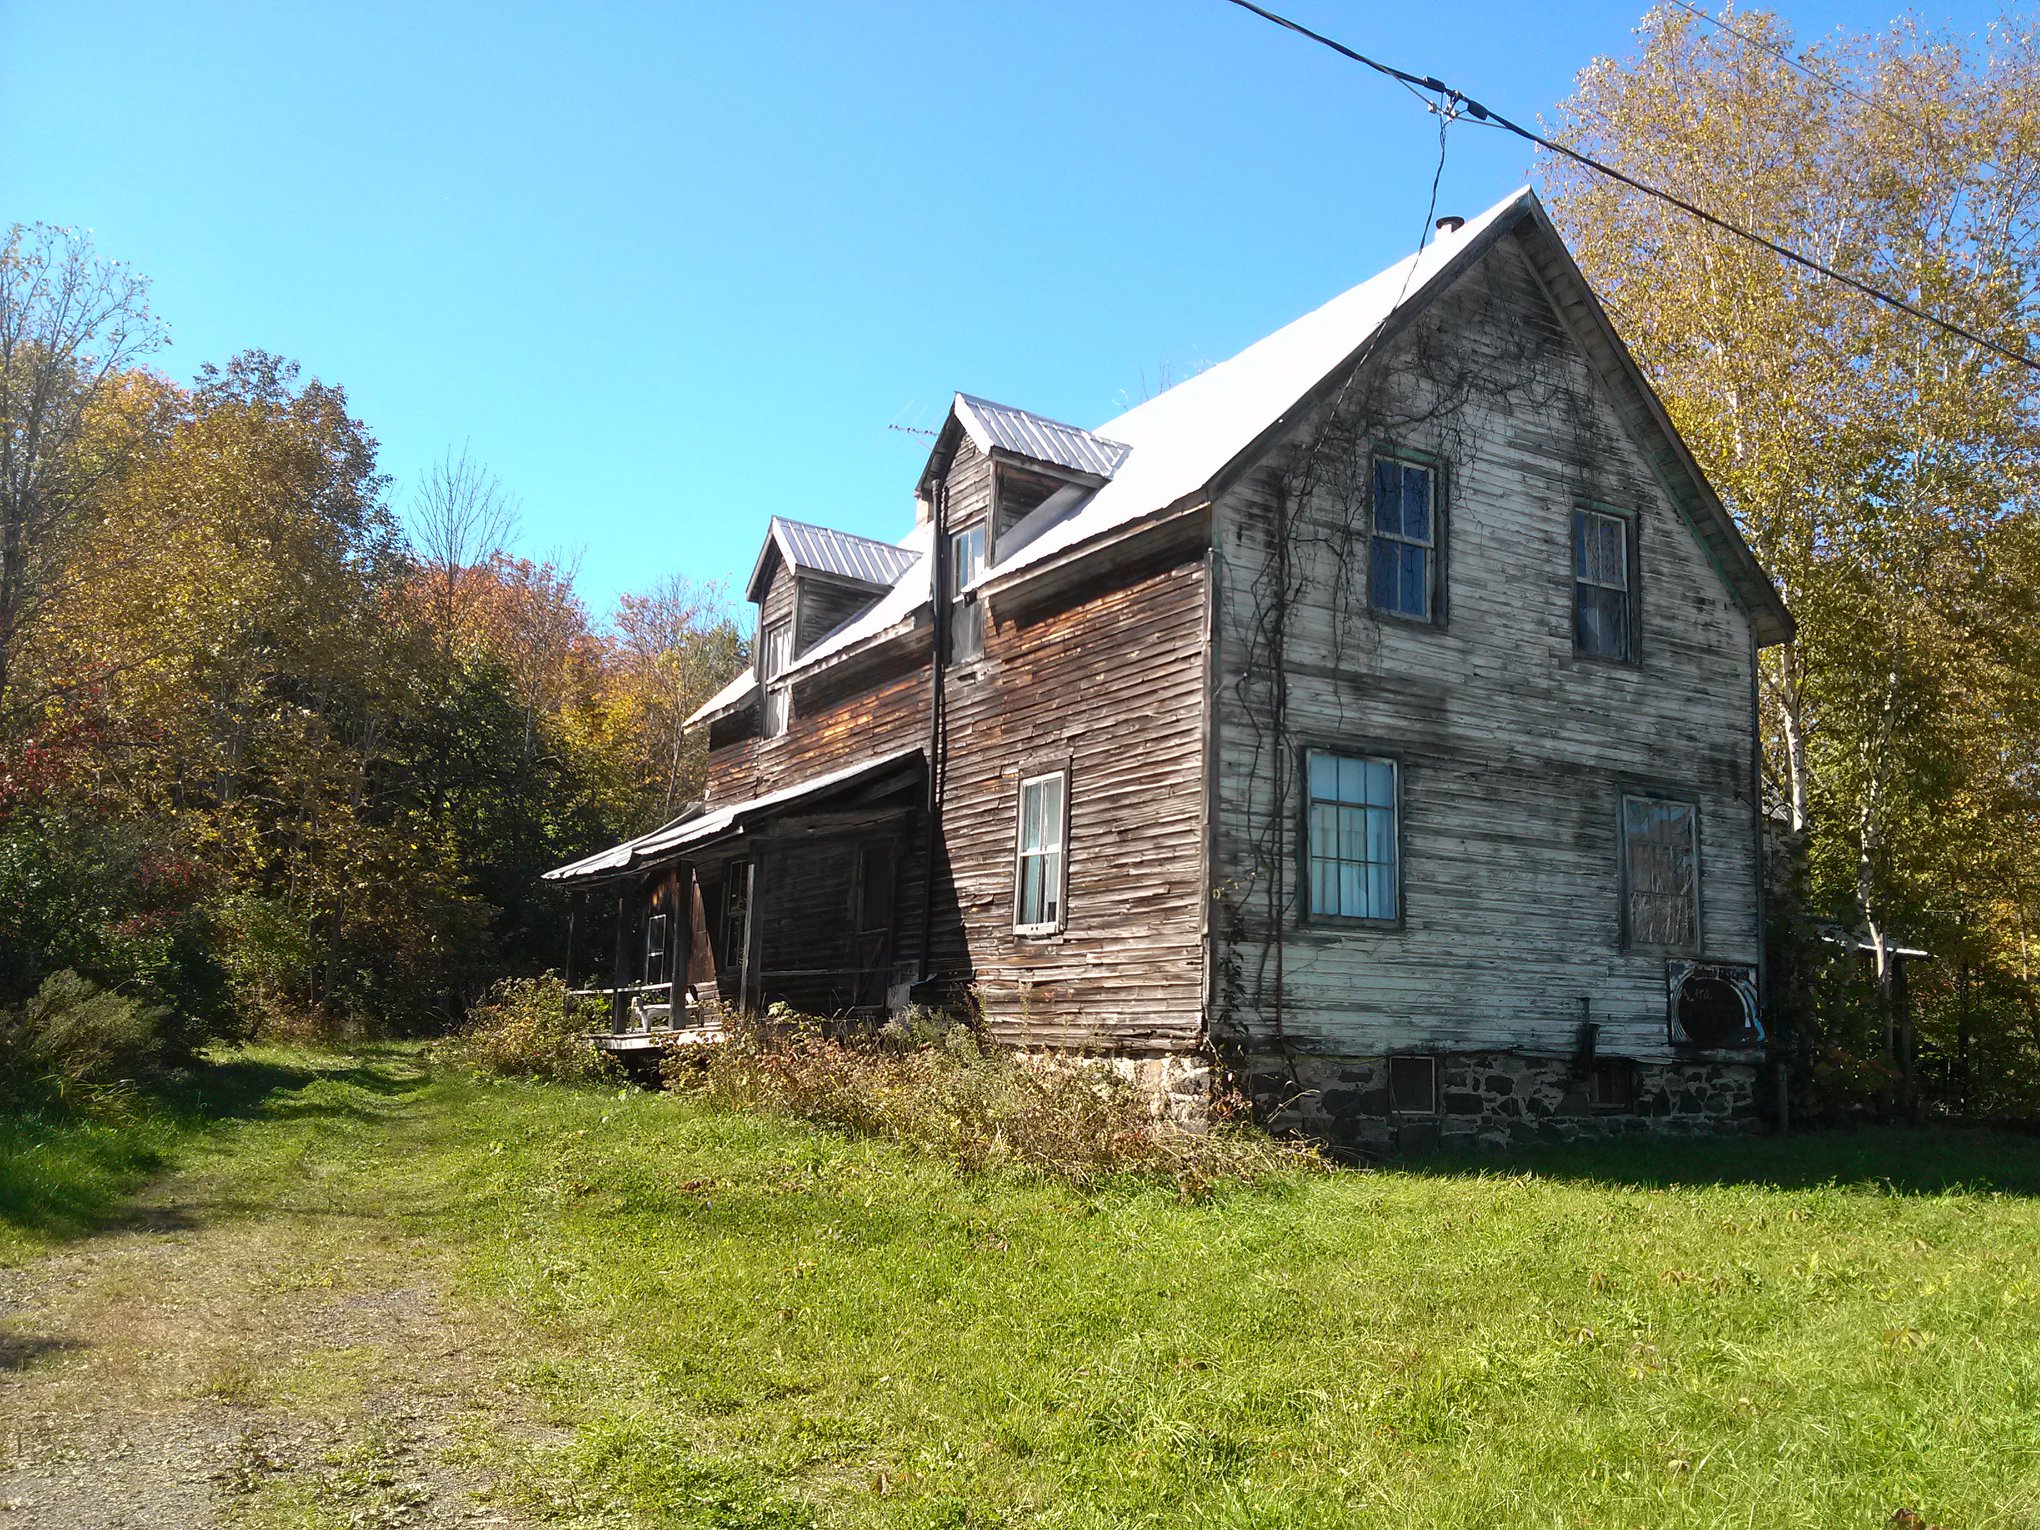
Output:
[739, 858, 765, 1015]
[611, 888, 631, 1033]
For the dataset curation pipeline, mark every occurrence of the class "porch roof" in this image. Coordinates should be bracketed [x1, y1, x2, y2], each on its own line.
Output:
[542, 748, 924, 886]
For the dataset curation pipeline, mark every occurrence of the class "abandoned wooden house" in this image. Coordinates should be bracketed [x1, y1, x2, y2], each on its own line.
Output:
[545, 185, 1793, 1148]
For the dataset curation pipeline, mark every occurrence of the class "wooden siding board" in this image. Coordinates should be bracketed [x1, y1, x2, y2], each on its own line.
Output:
[1213, 237, 1762, 1067]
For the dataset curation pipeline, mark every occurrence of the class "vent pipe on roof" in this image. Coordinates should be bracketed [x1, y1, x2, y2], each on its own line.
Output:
[1435, 215, 1466, 235]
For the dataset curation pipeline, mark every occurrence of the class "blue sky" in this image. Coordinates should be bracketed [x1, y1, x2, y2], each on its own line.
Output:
[0, 1, 2001, 616]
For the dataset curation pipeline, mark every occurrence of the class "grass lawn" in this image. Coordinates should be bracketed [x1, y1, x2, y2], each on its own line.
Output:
[4, 1048, 2039, 1526]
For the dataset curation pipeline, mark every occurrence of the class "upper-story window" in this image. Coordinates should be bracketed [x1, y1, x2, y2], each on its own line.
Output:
[1621, 794, 1698, 950]
[1573, 508, 1635, 660]
[1304, 749, 1399, 923]
[761, 618, 792, 737]
[1370, 455, 1438, 622]
[948, 524, 987, 663]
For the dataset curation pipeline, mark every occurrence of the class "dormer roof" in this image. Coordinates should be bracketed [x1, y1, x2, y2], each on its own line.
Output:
[744, 515, 919, 603]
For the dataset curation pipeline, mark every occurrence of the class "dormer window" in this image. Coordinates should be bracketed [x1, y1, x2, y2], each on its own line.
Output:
[761, 618, 792, 737]
[948, 525, 986, 664]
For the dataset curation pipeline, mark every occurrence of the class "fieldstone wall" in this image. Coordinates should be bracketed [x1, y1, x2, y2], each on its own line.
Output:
[1240, 1051, 1762, 1153]
[1014, 1049, 1213, 1131]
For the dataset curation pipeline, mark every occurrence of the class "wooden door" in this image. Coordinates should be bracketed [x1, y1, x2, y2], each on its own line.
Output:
[852, 843, 896, 1010]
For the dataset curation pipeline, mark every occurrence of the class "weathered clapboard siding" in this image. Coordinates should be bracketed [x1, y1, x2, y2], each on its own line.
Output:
[938, 549, 1210, 1052]
[796, 575, 879, 653]
[1212, 230, 1761, 1066]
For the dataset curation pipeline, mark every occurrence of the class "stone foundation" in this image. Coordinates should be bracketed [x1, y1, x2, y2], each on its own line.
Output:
[1242, 1050, 1762, 1153]
[1014, 1049, 1213, 1131]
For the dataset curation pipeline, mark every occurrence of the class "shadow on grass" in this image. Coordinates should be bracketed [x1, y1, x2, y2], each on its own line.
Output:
[1413, 1125, 2040, 1198]
[0, 1048, 433, 1250]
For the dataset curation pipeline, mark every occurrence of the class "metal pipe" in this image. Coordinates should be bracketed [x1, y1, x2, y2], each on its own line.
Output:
[918, 477, 948, 988]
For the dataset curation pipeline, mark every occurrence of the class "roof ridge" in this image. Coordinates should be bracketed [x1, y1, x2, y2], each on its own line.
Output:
[953, 392, 1130, 450]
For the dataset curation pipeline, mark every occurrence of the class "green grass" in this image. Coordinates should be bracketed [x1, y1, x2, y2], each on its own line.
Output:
[7, 1048, 2040, 1526]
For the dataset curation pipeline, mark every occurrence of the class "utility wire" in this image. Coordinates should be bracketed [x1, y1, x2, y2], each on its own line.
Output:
[1660, 0, 1925, 142]
[1219, 0, 2038, 374]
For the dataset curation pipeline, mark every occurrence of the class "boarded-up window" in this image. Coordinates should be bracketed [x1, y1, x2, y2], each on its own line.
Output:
[761, 619, 793, 736]
[1013, 771, 1066, 934]
[1306, 751, 1398, 922]
[1371, 457, 1436, 620]
[1573, 509, 1632, 659]
[1622, 795, 1698, 948]
[948, 525, 986, 663]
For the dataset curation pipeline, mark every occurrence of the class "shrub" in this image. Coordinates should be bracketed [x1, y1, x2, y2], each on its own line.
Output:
[665, 1006, 1320, 1195]
[0, 970, 202, 1108]
[440, 973, 617, 1083]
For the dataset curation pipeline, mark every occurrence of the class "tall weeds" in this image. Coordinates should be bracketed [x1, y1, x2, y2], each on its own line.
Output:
[664, 1008, 1320, 1196]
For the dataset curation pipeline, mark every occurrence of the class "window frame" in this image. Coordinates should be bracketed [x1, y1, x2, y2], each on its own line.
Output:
[947, 523, 987, 665]
[1368, 448, 1447, 627]
[1571, 502, 1640, 663]
[1297, 745, 1404, 930]
[1011, 765, 1070, 937]
[759, 617, 793, 737]
[1387, 1054, 1439, 1116]
[1618, 791, 1703, 955]
[1588, 1057, 1638, 1114]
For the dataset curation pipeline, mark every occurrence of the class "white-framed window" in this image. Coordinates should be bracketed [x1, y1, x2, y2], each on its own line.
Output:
[1305, 750, 1399, 923]
[1573, 508, 1633, 659]
[1012, 769, 1067, 934]
[948, 524, 987, 663]
[760, 618, 792, 737]
[1621, 794, 1699, 949]
[1370, 455, 1437, 621]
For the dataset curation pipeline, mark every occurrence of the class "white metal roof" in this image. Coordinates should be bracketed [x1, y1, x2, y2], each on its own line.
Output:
[983, 188, 1535, 582]
[953, 393, 1131, 482]
[745, 515, 919, 601]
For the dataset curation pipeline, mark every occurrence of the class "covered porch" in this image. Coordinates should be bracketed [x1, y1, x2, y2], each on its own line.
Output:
[543, 749, 928, 1049]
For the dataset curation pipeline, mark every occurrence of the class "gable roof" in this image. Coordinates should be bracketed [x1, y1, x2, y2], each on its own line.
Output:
[954, 394, 1131, 481]
[974, 186, 1790, 645]
[696, 183, 1789, 739]
[745, 516, 919, 602]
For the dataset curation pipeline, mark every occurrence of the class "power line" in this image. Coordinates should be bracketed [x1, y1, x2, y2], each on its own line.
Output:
[1660, 0, 1924, 141]
[1219, 0, 2038, 374]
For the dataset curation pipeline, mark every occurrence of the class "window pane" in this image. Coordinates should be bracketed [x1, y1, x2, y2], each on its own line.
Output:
[1366, 759, 1394, 807]
[1338, 804, 1367, 863]
[1577, 585, 1628, 657]
[1402, 464, 1431, 543]
[1309, 752, 1339, 802]
[1310, 853, 1332, 916]
[1373, 457, 1402, 536]
[1367, 803, 1395, 864]
[1020, 779, 1046, 853]
[1018, 854, 1043, 925]
[1572, 511, 1590, 580]
[1338, 755, 1367, 805]
[1040, 777, 1063, 848]
[1368, 862, 1395, 920]
[1370, 537, 1400, 611]
[1309, 802, 1338, 859]
[1041, 850, 1061, 923]
[1600, 518, 1625, 587]
[1399, 545, 1428, 617]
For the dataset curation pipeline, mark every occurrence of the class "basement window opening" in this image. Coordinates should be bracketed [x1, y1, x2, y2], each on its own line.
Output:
[1589, 1058, 1637, 1113]
[1388, 1054, 1438, 1115]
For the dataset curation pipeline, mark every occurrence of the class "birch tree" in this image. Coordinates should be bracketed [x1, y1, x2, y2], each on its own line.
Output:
[1544, 7, 2040, 1092]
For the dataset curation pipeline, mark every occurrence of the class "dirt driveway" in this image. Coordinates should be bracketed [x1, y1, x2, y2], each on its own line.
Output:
[0, 1059, 553, 1528]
